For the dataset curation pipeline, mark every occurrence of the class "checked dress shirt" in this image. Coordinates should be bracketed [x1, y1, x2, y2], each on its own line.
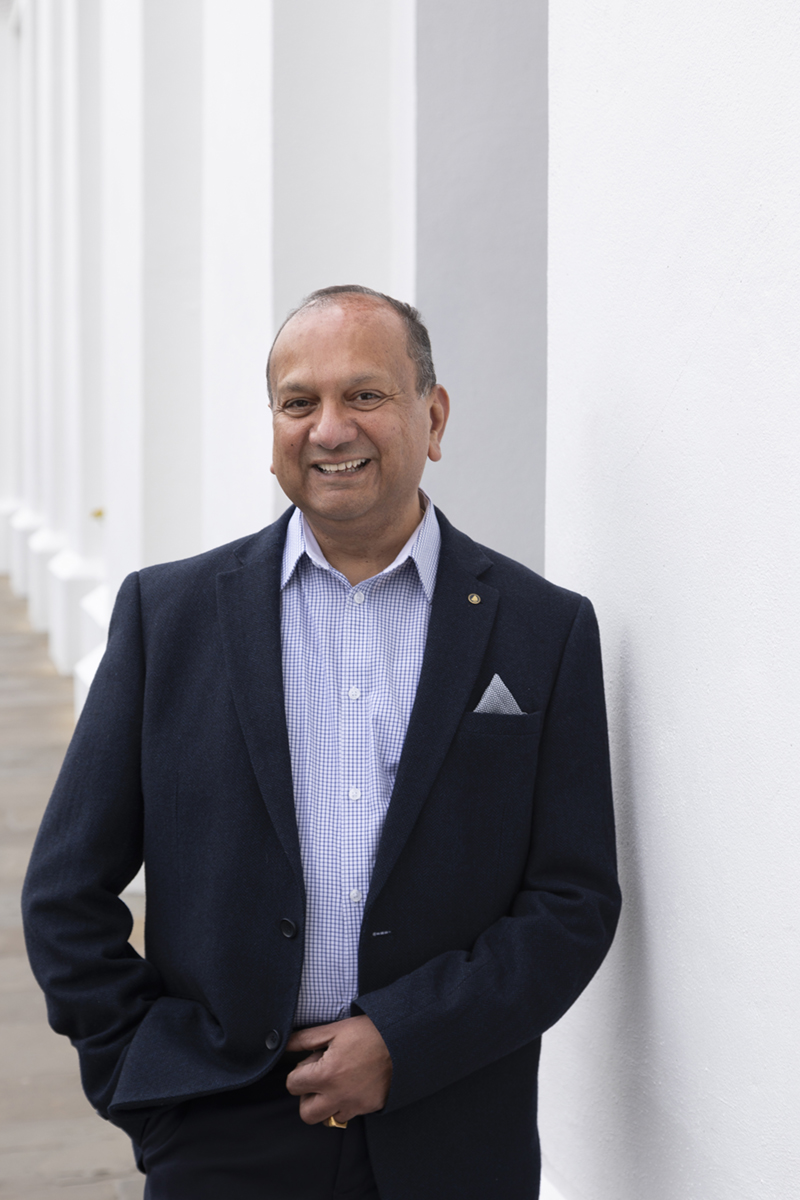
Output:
[280, 495, 441, 1027]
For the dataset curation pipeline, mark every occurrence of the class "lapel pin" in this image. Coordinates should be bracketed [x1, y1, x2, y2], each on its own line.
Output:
[468, 593, 481, 605]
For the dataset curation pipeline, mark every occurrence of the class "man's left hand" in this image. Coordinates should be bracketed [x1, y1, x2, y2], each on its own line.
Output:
[285, 1015, 393, 1124]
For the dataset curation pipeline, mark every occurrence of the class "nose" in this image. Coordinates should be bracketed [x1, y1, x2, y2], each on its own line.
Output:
[309, 397, 359, 450]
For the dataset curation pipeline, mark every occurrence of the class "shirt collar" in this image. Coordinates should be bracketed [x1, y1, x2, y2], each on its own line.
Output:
[281, 492, 440, 602]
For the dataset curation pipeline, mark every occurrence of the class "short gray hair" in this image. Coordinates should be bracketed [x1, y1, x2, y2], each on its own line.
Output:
[267, 284, 436, 403]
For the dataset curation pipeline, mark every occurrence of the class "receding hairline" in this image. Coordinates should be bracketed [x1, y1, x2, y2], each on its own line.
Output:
[279, 292, 407, 341]
[267, 285, 436, 403]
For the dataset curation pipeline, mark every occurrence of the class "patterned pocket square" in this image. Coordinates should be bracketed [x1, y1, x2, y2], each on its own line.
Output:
[473, 673, 525, 715]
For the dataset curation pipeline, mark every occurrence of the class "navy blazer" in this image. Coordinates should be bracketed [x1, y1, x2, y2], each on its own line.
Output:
[22, 508, 620, 1200]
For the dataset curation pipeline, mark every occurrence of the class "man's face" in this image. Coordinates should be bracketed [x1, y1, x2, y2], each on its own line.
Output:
[269, 299, 448, 534]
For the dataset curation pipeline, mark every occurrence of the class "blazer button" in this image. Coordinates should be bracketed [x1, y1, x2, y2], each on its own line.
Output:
[265, 1029, 281, 1051]
[280, 918, 297, 939]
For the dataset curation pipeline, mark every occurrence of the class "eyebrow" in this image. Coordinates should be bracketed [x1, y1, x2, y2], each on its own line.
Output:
[277, 382, 313, 396]
[277, 373, 388, 396]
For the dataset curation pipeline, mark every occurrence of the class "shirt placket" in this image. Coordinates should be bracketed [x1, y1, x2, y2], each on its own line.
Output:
[337, 579, 371, 1015]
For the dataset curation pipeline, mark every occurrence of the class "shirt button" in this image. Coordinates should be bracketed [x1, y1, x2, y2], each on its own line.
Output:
[350, 889, 363, 903]
[348, 687, 361, 700]
[348, 787, 361, 801]
[353, 592, 365, 605]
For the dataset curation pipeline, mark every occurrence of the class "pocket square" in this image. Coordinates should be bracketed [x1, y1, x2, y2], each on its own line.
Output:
[473, 674, 524, 716]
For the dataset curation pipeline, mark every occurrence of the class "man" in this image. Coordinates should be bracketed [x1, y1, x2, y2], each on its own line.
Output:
[22, 286, 621, 1199]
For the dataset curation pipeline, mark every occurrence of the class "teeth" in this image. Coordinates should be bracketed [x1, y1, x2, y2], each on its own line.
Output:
[316, 459, 368, 473]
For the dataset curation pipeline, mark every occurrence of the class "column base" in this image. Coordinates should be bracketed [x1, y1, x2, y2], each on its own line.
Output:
[73, 583, 111, 717]
[9, 508, 42, 596]
[0, 499, 20, 573]
[26, 527, 66, 632]
[78, 583, 110, 658]
[47, 551, 104, 675]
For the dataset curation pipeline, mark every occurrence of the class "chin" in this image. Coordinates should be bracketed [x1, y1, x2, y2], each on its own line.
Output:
[312, 501, 373, 524]
[306, 487, 376, 519]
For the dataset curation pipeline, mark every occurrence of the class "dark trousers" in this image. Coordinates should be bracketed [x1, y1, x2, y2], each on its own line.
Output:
[138, 1058, 380, 1199]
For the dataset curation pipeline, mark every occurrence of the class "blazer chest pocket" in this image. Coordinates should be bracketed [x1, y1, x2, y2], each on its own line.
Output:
[453, 710, 543, 789]
[457, 709, 543, 737]
[449, 709, 544, 837]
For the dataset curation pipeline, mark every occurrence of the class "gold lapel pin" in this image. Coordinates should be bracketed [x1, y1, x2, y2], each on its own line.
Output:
[468, 593, 481, 605]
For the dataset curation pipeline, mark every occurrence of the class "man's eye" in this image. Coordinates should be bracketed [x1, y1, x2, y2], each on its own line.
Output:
[281, 398, 314, 412]
[353, 392, 382, 405]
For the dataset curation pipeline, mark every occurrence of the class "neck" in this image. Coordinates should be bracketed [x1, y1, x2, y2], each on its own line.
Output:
[304, 493, 425, 586]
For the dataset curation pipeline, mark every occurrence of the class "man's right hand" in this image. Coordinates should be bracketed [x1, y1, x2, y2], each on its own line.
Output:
[285, 1015, 393, 1124]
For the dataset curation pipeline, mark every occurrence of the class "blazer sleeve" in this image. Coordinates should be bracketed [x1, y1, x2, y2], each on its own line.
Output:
[21, 572, 163, 1126]
[355, 596, 621, 1112]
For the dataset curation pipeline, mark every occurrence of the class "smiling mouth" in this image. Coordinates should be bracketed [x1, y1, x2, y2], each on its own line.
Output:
[314, 458, 370, 475]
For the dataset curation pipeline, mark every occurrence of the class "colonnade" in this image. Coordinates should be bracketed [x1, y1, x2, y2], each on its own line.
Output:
[0, 0, 547, 709]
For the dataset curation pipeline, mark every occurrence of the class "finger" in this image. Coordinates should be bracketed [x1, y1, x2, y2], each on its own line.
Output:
[285, 1024, 337, 1053]
[284, 1047, 324, 1081]
[297, 1091, 353, 1126]
[297, 1092, 327, 1124]
[285, 1055, 325, 1096]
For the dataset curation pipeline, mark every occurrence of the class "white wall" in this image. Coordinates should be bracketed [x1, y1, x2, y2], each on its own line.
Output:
[540, 4, 800, 1198]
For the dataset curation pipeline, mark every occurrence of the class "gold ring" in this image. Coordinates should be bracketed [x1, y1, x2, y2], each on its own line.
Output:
[324, 1115, 348, 1129]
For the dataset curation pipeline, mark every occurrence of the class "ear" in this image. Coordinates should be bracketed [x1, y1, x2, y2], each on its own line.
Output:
[427, 385, 450, 463]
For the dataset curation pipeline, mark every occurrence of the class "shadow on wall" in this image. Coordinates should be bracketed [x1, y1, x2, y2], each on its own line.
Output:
[602, 635, 677, 1198]
[541, 632, 682, 1200]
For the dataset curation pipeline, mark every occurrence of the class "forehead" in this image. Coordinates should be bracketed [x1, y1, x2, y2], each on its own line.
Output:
[271, 300, 411, 385]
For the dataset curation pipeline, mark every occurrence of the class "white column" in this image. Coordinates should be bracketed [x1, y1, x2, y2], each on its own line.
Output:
[201, 0, 274, 549]
[140, 0, 203, 569]
[74, 0, 104, 574]
[271, 0, 396, 326]
[26, 0, 66, 630]
[74, 0, 143, 707]
[415, 0, 548, 572]
[9, 0, 43, 595]
[389, 0, 416, 304]
[98, 0, 143, 605]
[541, 5, 800, 1199]
[0, 0, 21, 569]
[46, 0, 104, 675]
[84, 0, 206, 672]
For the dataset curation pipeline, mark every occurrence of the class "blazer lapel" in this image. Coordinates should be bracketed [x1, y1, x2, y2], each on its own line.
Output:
[216, 511, 304, 889]
[366, 514, 499, 915]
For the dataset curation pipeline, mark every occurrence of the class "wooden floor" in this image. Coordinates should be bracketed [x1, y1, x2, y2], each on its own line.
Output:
[0, 577, 142, 1200]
